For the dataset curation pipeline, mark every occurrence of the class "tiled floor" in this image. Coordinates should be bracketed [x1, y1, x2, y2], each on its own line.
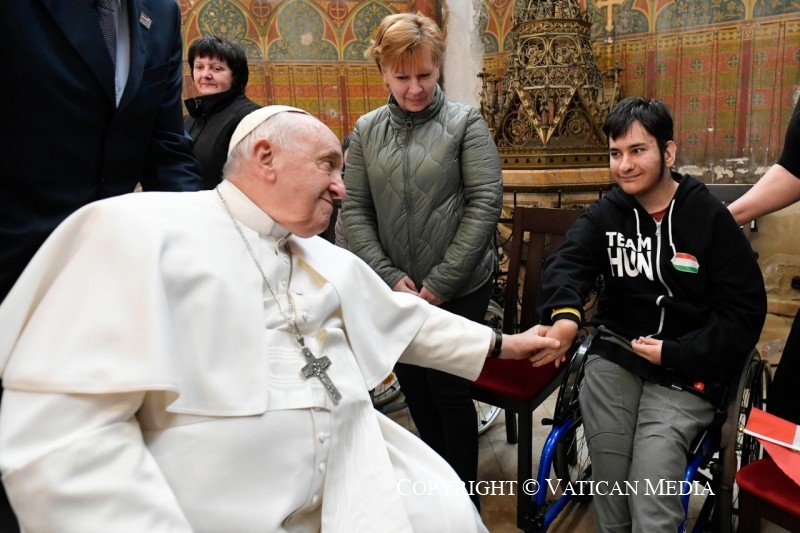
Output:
[381, 388, 790, 533]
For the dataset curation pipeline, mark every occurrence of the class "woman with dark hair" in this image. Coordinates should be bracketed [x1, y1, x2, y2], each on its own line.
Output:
[184, 35, 260, 189]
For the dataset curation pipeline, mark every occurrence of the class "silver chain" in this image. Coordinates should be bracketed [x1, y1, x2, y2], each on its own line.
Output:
[216, 187, 343, 403]
[216, 188, 302, 341]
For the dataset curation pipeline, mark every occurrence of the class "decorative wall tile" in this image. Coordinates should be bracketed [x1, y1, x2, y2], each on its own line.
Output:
[267, 1, 338, 60]
[343, 2, 392, 60]
[756, 0, 800, 18]
[180, 0, 800, 169]
[657, 0, 745, 32]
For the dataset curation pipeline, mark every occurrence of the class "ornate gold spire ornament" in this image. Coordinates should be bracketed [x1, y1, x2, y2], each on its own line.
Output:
[479, 0, 622, 169]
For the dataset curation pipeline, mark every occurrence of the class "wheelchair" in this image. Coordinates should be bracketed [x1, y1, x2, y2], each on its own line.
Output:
[529, 328, 772, 533]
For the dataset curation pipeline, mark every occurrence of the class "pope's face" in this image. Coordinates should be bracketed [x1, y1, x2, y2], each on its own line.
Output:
[381, 53, 439, 113]
[271, 124, 345, 237]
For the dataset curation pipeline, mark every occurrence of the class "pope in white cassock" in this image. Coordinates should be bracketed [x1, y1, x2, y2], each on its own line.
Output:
[0, 106, 561, 532]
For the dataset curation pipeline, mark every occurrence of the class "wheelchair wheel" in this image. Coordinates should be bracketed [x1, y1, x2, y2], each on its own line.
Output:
[552, 330, 594, 498]
[694, 352, 771, 533]
[715, 354, 770, 532]
[476, 400, 502, 435]
[484, 298, 504, 331]
[552, 423, 591, 501]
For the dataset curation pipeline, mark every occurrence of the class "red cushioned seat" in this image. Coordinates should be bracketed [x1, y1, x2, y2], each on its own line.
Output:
[474, 357, 565, 402]
[735, 456, 800, 532]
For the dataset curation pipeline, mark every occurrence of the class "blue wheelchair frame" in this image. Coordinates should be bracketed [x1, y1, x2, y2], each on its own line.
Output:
[533, 414, 585, 528]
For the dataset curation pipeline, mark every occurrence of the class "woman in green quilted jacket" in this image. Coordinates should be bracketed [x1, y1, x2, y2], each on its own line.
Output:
[341, 12, 503, 512]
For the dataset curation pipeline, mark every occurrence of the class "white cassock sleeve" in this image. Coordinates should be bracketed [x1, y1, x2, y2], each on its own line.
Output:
[397, 303, 492, 381]
[0, 389, 193, 532]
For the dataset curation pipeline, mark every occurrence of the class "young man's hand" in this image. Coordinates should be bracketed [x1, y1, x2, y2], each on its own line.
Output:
[631, 336, 663, 364]
[528, 319, 579, 368]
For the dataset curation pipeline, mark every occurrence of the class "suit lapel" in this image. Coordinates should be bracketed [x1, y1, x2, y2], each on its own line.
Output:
[39, 0, 116, 103]
[119, 0, 150, 110]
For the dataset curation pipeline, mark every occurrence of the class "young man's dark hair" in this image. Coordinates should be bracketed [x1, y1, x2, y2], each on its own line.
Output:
[187, 35, 250, 93]
[603, 97, 674, 160]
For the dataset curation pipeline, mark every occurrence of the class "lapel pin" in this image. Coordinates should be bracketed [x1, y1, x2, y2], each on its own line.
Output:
[139, 13, 151, 29]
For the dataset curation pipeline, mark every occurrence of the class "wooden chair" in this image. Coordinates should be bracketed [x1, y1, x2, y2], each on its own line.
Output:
[471, 206, 584, 530]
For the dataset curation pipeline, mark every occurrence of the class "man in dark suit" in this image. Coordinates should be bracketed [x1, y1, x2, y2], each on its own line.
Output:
[0, 1, 202, 528]
[0, 0, 202, 305]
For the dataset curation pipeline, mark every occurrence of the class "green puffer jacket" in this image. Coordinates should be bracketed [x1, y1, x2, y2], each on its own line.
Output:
[342, 85, 503, 302]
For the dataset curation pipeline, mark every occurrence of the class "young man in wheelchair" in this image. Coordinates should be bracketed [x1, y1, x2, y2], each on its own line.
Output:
[532, 97, 767, 532]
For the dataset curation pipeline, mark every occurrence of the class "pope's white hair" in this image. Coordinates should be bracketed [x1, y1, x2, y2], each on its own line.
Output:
[224, 112, 317, 176]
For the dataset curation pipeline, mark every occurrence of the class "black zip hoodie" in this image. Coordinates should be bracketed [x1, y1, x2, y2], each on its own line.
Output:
[537, 172, 766, 386]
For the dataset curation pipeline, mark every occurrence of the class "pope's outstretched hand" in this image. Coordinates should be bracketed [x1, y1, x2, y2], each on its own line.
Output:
[495, 325, 561, 363]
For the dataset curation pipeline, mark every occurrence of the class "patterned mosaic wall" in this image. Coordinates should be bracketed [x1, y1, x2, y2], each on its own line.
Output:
[180, 0, 800, 169]
[179, 0, 419, 139]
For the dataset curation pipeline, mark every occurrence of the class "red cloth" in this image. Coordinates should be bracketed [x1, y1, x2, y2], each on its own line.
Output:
[743, 407, 800, 486]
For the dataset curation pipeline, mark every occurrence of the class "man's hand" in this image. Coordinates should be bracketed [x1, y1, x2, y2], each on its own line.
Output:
[631, 336, 663, 364]
[528, 319, 579, 368]
[500, 324, 561, 362]
[393, 276, 419, 295]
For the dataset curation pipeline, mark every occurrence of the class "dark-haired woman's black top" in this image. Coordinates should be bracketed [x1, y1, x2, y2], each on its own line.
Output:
[184, 89, 260, 189]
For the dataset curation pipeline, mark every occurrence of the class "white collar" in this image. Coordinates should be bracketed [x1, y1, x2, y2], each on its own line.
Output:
[216, 180, 290, 240]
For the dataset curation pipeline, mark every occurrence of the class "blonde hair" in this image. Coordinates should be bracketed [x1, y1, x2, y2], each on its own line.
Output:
[364, 12, 444, 72]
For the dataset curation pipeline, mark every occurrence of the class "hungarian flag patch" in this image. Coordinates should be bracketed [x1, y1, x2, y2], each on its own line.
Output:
[672, 252, 699, 273]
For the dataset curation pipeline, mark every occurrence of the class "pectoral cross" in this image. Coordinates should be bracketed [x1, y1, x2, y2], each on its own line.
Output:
[299, 340, 342, 404]
[216, 187, 344, 405]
